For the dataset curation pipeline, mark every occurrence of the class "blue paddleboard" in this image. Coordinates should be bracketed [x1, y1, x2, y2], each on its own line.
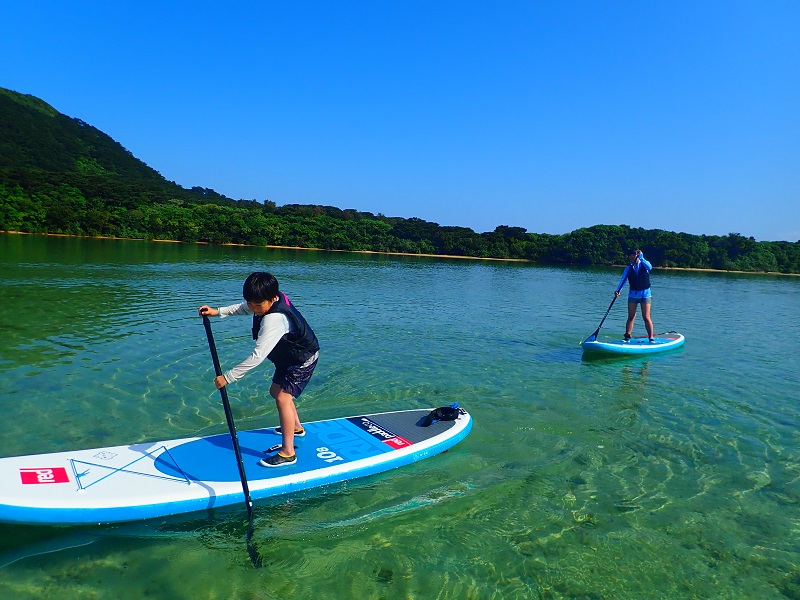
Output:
[582, 332, 685, 355]
[0, 408, 472, 525]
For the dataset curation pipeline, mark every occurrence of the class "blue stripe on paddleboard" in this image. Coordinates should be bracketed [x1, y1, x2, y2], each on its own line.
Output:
[152, 417, 394, 482]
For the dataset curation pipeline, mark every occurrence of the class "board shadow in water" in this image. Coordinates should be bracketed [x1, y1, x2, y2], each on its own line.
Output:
[580, 348, 683, 366]
[0, 475, 471, 569]
[0, 502, 259, 568]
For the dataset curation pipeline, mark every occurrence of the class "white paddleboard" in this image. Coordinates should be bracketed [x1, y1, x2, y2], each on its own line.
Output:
[0, 408, 472, 525]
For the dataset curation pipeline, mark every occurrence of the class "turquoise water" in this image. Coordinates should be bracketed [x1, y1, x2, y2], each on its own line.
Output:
[1, 233, 799, 599]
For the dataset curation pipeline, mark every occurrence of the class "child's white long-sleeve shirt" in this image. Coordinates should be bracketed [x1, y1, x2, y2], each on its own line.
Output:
[217, 302, 292, 384]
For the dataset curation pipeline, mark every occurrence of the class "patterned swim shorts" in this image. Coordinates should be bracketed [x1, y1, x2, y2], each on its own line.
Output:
[273, 352, 319, 398]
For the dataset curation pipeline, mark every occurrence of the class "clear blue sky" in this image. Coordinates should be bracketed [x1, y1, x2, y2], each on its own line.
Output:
[2, 1, 798, 241]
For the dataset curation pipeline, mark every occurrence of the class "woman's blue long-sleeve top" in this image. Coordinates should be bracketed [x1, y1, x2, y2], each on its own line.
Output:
[616, 254, 653, 300]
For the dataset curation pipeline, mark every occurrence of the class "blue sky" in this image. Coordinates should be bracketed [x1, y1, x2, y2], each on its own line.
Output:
[2, 1, 798, 241]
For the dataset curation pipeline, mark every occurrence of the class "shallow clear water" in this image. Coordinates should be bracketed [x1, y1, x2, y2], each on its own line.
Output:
[1, 233, 799, 599]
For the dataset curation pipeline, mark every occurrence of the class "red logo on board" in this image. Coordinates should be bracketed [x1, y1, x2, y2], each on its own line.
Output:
[20, 467, 70, 485]
[384, 436, 412, 450]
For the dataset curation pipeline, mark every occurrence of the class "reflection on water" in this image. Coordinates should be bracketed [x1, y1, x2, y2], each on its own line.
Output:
[2, 233, 800, 598]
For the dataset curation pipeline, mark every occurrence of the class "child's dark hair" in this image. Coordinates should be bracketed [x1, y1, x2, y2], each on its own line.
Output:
[243, 272, 279, 303]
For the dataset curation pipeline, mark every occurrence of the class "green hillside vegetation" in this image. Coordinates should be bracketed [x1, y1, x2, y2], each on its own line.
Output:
[2, 86, 798, 273]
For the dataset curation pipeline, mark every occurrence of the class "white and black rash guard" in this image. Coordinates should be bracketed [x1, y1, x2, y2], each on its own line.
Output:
[217, 302, 293, 384]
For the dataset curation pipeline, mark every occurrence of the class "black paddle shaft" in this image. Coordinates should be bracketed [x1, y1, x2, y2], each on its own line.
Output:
[202, 315, 254, 519]
[587, 294, 619, 341]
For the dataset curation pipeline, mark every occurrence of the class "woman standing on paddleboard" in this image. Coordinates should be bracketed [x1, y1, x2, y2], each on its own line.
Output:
[614, 249, 655, 342]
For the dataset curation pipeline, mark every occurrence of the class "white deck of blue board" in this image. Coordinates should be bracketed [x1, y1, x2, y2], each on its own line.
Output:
[582, 333, 685, 355]
[0, 409, 472, 525]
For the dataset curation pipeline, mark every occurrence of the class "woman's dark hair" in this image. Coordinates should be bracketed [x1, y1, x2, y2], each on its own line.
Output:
[243, 272, 279, 303]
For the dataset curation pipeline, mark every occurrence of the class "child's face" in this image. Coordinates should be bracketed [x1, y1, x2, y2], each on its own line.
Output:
[247, 297, 277, 315]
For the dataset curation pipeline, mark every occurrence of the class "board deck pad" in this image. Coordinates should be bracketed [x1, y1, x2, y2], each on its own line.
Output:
[155, 412, 446, 482]
[0, 408, 471, 525]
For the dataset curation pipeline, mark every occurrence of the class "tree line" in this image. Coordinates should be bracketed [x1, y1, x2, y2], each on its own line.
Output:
[1, 176, 798, 273]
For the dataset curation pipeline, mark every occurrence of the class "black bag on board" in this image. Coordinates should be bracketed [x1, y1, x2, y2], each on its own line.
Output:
[421, 405, 462, 427]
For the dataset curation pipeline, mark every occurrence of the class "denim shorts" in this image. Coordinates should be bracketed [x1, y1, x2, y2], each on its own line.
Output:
[628, 296, 652, 305]
[273, 353, 319, 398]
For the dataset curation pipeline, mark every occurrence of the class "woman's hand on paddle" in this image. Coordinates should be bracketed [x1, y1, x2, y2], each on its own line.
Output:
[614, 291, 621, 297]
[198, 305, 219, 317]
[214, 375, 228, 389]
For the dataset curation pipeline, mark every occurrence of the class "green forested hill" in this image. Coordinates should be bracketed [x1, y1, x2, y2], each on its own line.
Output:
[1, 86, 798, 273]
[0, 87, 232, 207]
[1, 87, 161, 181]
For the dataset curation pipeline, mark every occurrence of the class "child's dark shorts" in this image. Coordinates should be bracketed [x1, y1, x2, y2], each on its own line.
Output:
[273, 353, 319, 399]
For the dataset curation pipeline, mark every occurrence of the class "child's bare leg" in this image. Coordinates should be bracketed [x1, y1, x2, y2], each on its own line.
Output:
[290, 402, 302, 431]
[270, 383, 298, 456]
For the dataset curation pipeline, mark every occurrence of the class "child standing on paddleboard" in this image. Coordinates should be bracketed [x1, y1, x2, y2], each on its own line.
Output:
[615, 249, 655, 342]
[198, 272, 320, 468]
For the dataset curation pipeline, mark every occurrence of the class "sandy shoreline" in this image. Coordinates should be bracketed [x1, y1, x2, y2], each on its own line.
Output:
[2, 230, 796, 276]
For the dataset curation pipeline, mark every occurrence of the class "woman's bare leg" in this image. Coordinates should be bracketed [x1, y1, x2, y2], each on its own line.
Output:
[626, 301, 637, 337]
[641, 301, 654, 339]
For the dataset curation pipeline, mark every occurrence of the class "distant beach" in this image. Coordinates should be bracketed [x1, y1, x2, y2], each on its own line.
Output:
[2, 229, 797, 275]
